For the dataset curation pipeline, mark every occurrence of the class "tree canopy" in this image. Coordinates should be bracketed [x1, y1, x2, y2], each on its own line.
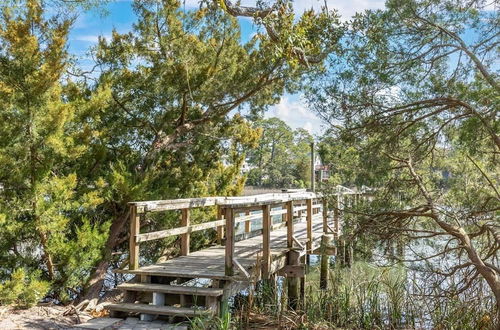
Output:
[245, 117, 313, 188]
[308, 0, 499, 314]
[0, 0, 334, 304]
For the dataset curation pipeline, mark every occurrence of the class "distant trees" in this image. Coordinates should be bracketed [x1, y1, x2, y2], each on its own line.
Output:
[308, 0, 499, 320]
[245, 118, 313, 188]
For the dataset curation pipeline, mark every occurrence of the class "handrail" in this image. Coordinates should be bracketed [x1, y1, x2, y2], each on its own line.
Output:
[128, 188, 366, 274]
[128, 190, 360, 213]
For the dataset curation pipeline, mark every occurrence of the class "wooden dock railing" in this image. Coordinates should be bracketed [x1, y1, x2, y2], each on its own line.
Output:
[128, 189, 362, 277]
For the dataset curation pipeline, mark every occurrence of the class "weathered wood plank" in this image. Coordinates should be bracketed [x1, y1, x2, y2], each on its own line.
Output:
[262, 204, 271, 279]
[286, 201, 294, 248]
[117, 283, 223, 296]
[234, 212, 262, 224]
[105, 303, 210, 317]
[225, 208, 235, 276]
[181, 209, 190, 256]
[244, 210, 251, 233]
[233, 258, 250, 279]
[271, 208, 287, 216]
[322, 198, 328, 233]
[129, 205, 140, 270]
[216, 206, 224, 245]
[118, 214, 326, 282]
[136, 219, 226, 243]
[306, 199, 313, 252]
[131, 197, 218, 213]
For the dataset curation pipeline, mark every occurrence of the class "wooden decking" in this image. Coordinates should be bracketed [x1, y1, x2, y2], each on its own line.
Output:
[116, 215, 324, 280]
[105, 189, 361, 321]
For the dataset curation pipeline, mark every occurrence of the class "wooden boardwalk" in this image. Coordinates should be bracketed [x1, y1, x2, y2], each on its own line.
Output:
[106, 190, 360, 321]
[116, 215, 324, 280]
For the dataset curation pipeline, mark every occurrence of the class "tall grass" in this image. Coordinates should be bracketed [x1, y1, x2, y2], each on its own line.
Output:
[189, 261, 497, 329]
[305, 262, 415, 328]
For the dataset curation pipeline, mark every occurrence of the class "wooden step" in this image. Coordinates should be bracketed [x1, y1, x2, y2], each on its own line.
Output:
[117, 283, 223, 297]
[105, 303, 211, 317]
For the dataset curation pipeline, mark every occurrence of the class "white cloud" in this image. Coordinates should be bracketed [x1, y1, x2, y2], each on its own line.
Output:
[266, 96, 324, 135]
[206, 0, 385, 20]
[71, 34, 113, 44]
[292, 0, 385, 19]
[72, 35, 100, 43]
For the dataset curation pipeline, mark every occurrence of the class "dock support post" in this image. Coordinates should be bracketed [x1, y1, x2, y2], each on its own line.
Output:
[322, 198, 328, 234]
[285, 200, 300, 309]
[129, 205, 140, 270]
[287, 250, 300, 310]
[180, 208, 190, 256]
[306, 198, 313, 265]
[262, 204, 271, 279]
[333, 196, 340, 238]
[320, 234, 334, 289]
[224, 208, 235, 276]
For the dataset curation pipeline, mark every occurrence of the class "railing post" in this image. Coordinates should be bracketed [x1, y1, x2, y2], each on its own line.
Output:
[286, 199, 299, 310]
[244, 210, 251, 233]
[224, 208, 235, 276]
[180, 208, 190, 256]
[216, 205, 224, 245]
[306, 198, 313, 253]
[334, 196, 340, 238]
[129, 205, 140, 270]
[281, 203, 286, 224]
[286, 201, 294, 248]
[262, 204, 271, 279]
[322, 198, 328, 234]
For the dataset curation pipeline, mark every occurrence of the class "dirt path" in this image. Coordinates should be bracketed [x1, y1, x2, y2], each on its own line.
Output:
[0, 305, 93, 329]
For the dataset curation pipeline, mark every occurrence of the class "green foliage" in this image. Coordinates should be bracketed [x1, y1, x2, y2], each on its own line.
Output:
[0, 0, 109, 299]
[1, 0, 329, 303]
[246, 118, 314, 188]
[308, 0, 499, 317]
[0, 268, 50, 308]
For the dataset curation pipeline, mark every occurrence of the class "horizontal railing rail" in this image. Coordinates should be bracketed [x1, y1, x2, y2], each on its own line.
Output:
[128, 189, 367, 275]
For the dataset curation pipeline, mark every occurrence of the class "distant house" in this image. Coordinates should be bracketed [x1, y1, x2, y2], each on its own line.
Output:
[314, 154, 330, 182]
[241, 158, 255, 174]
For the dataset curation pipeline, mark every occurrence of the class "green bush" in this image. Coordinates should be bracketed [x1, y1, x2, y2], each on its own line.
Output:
[0, 269, 50, 308]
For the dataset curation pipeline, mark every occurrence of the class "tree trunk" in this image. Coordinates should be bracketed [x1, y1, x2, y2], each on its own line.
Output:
[80, 209, 130, 301]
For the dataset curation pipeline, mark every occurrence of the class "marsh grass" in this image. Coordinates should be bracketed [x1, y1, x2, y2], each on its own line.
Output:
[304, 262, 415, 328]
[189, 261, 497, 329]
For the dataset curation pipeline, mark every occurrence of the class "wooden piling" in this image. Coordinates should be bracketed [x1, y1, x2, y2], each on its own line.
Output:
[287, 250, 300, 310]
[262, 204, 271, 279]
[224, 208, 235, 276]
[333, 197, 340, 238]
[320, 234, 334, 289]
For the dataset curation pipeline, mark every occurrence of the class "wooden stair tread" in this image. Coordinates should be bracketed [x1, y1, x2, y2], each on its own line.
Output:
[117, 283, 223, 296]
[105, 303, 210, 317]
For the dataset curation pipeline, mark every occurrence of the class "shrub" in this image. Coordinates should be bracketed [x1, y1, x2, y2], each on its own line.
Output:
[0, 268, 50, 308]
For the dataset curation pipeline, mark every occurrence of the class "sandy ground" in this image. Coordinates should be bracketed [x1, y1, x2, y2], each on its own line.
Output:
[0, 304, 94, 329]
[0, 305, 190, 329]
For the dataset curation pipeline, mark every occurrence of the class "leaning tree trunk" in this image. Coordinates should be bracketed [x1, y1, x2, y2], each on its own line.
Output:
[80, 210, 130, 302]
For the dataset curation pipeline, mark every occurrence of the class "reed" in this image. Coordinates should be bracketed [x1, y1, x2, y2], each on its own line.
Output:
[189, 261, 496, 329]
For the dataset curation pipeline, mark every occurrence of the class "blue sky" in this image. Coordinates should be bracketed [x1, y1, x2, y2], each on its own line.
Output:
[68, 0, 386, 136]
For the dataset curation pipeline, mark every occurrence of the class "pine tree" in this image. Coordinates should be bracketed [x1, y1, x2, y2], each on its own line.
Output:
[0, 0, 107, 302]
